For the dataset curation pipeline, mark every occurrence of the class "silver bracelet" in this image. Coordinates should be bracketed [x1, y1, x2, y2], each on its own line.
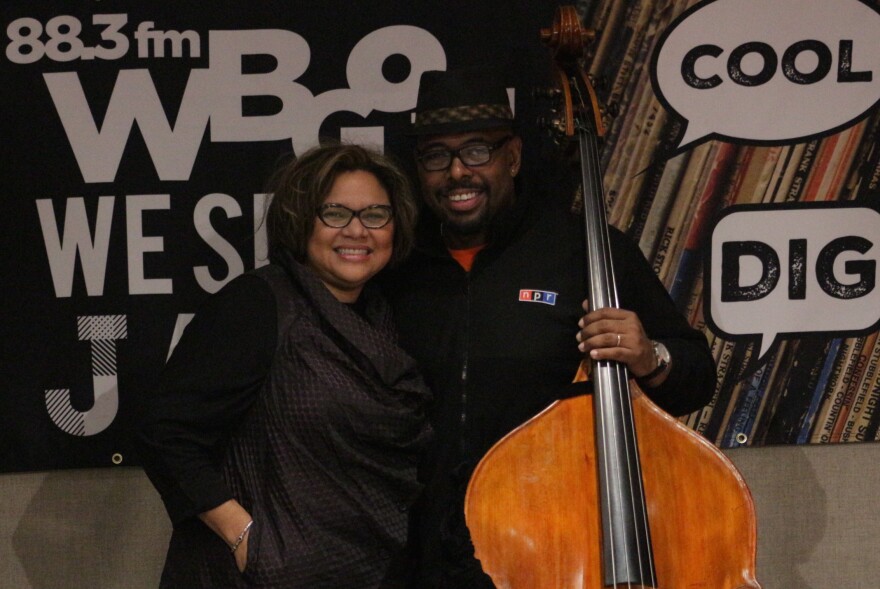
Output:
[230, 520, 253, 553]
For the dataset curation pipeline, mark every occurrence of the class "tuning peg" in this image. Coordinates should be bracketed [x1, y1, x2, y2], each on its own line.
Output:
[537, 115, 568, 136]
[533, 86, 562, 101]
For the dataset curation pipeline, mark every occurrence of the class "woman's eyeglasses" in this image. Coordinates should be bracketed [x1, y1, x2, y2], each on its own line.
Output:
[316, 204, 394, 229]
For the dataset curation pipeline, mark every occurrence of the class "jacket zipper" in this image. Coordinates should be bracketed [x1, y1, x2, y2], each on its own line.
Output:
[459, 272, 471, 455]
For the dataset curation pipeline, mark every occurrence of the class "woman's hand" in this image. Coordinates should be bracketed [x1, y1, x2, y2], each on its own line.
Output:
[198, 499, 253, 573]
[232, 533, 249, 572]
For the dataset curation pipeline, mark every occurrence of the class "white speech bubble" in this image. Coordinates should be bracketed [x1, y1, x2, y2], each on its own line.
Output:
[707, 205, 880, 362]
[653, 0, 880, 151]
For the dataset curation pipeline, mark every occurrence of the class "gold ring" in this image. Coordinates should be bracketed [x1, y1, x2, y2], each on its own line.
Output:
[616, 333, 621, 347]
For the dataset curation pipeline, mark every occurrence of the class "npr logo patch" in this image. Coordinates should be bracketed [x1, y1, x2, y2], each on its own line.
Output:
[519, 289, 558, 305]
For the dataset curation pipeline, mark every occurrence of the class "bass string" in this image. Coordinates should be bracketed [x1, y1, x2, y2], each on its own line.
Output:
[576, 89, 657, 587]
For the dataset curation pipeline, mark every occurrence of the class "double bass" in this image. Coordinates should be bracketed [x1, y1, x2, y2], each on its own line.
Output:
[464, 7, 762, 588]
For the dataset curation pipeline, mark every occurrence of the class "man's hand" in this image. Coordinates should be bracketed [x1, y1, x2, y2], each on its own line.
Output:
[576, 299, 670, 386]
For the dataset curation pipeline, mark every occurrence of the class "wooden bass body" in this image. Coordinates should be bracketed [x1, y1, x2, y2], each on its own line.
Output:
[465, 385, 761, 589]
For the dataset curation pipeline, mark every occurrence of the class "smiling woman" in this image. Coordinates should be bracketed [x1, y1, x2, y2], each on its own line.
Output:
[265, 143, 418, 271]
[306, 170, 395, 302]
[137, 143, 431, 589]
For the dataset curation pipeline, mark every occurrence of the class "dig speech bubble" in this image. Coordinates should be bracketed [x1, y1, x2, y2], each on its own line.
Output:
[652, 0, 880, 152]
[706, 204, 880, 363]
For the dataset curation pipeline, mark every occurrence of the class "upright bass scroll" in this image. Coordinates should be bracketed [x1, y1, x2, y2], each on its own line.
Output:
[464, 6, 762, 588]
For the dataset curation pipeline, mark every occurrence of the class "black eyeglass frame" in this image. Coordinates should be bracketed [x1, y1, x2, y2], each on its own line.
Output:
[315, 203, 394, 229]
[416, 136, 513, 172]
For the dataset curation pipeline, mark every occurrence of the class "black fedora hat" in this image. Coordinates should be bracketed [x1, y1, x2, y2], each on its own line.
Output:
[409, 66, 514, 137]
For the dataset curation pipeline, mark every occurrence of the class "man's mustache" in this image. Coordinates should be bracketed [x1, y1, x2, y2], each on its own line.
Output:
[442, 180, 486, 195]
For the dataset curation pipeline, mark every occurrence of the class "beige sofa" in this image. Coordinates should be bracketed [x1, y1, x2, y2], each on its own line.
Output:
[2, 442, 877, 588]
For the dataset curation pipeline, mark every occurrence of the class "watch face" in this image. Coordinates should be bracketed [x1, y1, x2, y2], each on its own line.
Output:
[639, 341, 671, 383]
[655, 341, 671, 366]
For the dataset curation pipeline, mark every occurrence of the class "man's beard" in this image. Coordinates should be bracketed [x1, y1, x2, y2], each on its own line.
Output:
[433, 181, 490, 236]
[442, 210, 488, 236]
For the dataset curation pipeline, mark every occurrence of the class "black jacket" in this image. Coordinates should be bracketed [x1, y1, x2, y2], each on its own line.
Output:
[139, 253, 432, 588]
[381, 189, 716, 587]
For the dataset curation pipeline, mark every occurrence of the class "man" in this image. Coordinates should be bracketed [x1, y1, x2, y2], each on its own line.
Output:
[381, 66, 716, 588]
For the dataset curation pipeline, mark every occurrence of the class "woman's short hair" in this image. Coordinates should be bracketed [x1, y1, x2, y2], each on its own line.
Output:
[264, 142, 418, 266]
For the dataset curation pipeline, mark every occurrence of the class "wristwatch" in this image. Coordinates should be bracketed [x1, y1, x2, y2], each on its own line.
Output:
[640, 340, 671, 382]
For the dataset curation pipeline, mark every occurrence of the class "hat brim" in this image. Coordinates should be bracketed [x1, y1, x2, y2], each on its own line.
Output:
[407, 116, 517, 138]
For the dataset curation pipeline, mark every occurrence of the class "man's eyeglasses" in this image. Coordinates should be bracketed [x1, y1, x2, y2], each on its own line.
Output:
[316, 203, 394, 229]
[416, 136, 513, 172]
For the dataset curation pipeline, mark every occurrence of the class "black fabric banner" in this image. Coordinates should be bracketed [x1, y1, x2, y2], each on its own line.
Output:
[1, 1, 561, 472]
[3, 0, 879, 473]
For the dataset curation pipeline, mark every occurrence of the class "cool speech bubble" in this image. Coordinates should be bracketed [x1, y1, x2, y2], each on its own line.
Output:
[652, 0, 880, 152]
[706, 204, 880, 363]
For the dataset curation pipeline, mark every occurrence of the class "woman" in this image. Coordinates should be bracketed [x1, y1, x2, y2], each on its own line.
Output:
[138, 144, 432, 588]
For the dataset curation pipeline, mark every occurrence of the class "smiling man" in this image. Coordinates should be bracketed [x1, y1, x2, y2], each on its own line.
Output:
[380, 66, 717, 588]
[415, 128, 520, 249]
